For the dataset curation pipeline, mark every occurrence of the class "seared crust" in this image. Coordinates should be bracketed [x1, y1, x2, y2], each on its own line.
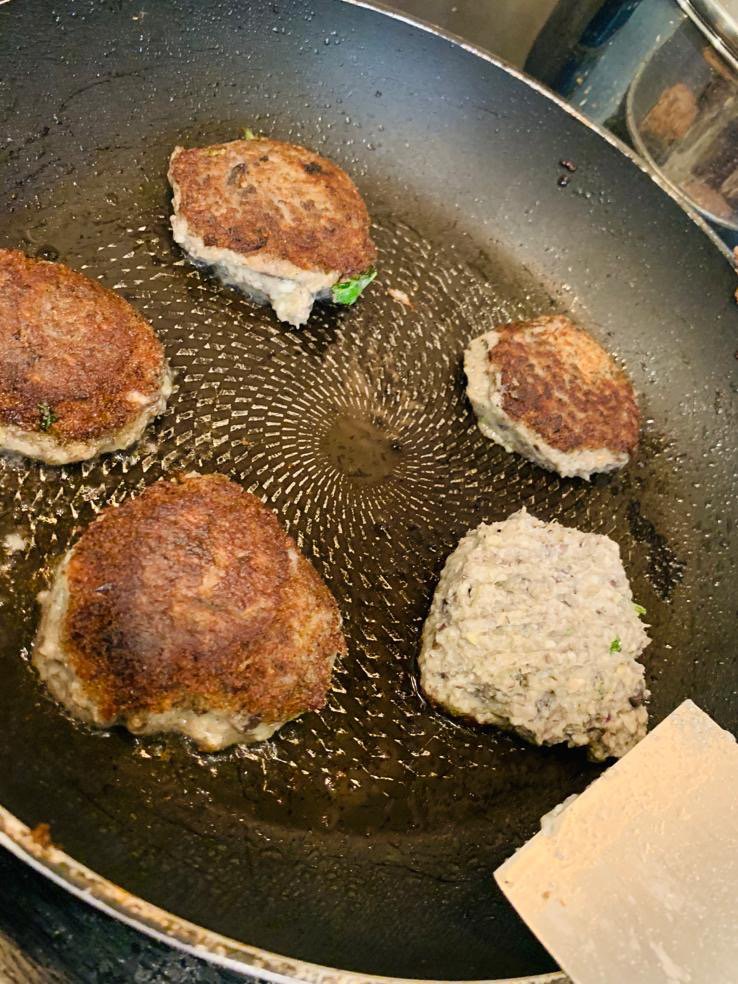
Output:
[0, 249, 167, 444]
[168, 138, 376, 277]
[60, 474, 345, 724]
[489, 315, 639, 454]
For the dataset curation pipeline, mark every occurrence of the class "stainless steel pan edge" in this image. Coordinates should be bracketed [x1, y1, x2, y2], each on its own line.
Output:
[346, 0, 735, 266]
[1, 1, 735, 982]
[0, 809, 566, 984]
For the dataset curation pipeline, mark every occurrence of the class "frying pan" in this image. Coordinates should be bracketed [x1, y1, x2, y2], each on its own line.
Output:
[0, 2, 736, 982]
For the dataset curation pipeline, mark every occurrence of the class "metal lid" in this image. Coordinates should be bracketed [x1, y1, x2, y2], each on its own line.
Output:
[677, 0, 738, 70]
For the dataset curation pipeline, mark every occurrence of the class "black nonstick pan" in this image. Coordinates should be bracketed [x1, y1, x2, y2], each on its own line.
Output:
[0, 2, 736, 981]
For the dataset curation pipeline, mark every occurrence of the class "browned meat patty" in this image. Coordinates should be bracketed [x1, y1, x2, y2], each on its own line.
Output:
[33, 473, 346, 750]
[0, 249, 171, 464]
[464, 314, 640, 479]
[168, 136, 377, 326]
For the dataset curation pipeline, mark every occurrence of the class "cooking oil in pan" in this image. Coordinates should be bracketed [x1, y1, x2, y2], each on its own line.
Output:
[0, 153, 704, 984]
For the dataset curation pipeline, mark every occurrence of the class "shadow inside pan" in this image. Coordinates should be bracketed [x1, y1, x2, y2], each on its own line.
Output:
[0, 1, 736, 980]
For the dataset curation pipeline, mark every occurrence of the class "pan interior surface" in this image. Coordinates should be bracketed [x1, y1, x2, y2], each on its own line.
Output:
[0, 1, 736, 980]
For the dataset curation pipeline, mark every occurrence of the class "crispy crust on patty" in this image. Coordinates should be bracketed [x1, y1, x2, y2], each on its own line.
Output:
[52, 473, 345, 726]
[168, 138, 376, 277]
[489, 315, 639, 455]
[0, 249, 168, 446]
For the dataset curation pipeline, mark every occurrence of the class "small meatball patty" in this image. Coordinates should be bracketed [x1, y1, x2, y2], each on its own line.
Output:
[33, 473, 346, 751]
[0, 249, 171, 465]
[419, 509, 650, 761]
[465, 314, 639, 479]
[168, 137, 377, 327]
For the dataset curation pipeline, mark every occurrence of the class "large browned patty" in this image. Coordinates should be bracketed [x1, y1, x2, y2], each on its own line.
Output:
[464, 314, 640, 479]
[168, 137, 376, 326]
[33, 473, 346, 751]
[0, 249, 171, 464]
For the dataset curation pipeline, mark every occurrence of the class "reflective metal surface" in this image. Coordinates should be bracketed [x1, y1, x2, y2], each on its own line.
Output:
[627, 19, 738, 232]
[678, 0, 738, 69]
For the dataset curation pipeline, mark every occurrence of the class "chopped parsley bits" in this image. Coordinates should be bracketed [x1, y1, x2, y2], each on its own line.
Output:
[610, 637, 622, 653]
[633, 603, 647, 617]
[38, 403, 58, 432]
[331, 268, 377, 306]
[242, 128, 257, 140]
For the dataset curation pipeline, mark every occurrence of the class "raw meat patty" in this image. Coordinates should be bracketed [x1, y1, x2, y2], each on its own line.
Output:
[419, 509, 650, 761]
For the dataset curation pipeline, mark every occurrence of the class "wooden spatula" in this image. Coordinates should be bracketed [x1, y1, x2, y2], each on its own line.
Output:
[495, 700, 738, 984]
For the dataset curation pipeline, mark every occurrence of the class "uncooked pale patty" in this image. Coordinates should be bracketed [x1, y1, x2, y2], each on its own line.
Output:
[33, 473, 346, 751]
[0, 249, 171, 465]
[465, 315, 639, 479]
[168, 137, 377, 327]
[419, 509, 650, 761]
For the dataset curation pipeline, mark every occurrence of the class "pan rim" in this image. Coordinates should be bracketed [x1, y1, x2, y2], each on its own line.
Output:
[346, 0, 735, 267]
[0, 807, 565, 984]
[1, 2, 732, 982]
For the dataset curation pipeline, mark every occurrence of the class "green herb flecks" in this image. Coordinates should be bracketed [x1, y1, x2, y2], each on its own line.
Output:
[242, 127, 257, 140]
[610, 638, 622, 653]
[633, 603, 647, 617]
[38, 403, 58, 432]
[206, 147, 227, 157]
[331, 268, 377, 306]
